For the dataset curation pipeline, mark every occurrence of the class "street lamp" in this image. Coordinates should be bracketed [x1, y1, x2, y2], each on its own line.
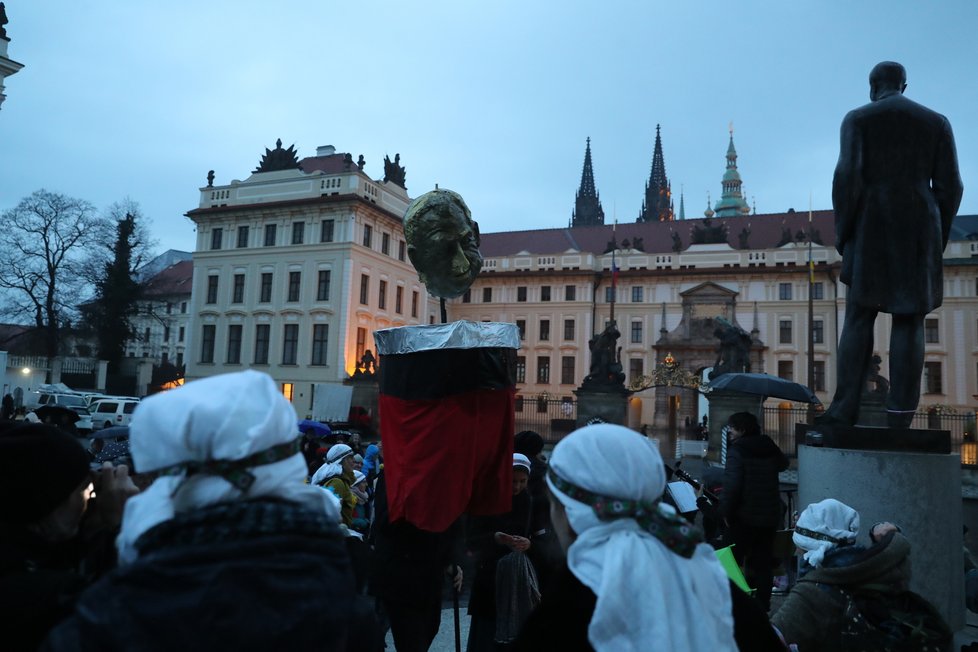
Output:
[21, 367, 30, 375]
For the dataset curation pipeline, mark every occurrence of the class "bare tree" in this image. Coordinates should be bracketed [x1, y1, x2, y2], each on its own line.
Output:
[0, 189, 112, 369]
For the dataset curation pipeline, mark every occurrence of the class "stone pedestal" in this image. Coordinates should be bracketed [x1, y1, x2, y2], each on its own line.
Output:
[706, 389, 763, 462]
[797, 430, 963, 630]
[575, 388, 630, 428]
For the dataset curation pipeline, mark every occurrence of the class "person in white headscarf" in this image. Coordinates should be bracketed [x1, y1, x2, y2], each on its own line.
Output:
[312, 443, 357, 528]
[514, 423, 740, 652]
[44, 370, 383, 652]
[772, 499, 929, 652]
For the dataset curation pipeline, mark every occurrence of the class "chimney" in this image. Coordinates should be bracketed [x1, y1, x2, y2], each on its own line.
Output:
[316, 145, 336, 157]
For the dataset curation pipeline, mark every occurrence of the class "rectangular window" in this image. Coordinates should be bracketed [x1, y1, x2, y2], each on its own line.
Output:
[181, 301, 187, 314]
[398, 240, 406, 262]
[925, 318, 939, 344]
[517, 287, 527, 302]
[206, 276, 218, 304]
[779, 319, 792, 344]
[259, 273, 273, 303]
[564, 319, 575, 341]
[356, 327, 367, 361]
[631, 321, 642, 344]
[516, 319, 526, 340]
[395, 286, 404, 314]
[287, 271, 301, 302]
[381, 232, 390, 256]
[378, 280, 387, 310]
[632, 286, 644, 303]
[200, 325, 216, 363]
[311, 324, 328, 366]
[163, 326, 170, 342]
[537, 357, 551, 384]
[813, 319, 824, 344]
[462, 289, 471, 303]
[779, 283, 792, 300]
[282, 324, 299, 365]
[144, 327, 150, 342]
[264, 224, 277, 246]
[210, 228, 222, 250]
[236, 225, 249, 248]
[777, 360, 794, 381]
[565, 285, 576, 301]
[541, 286, 551, 302]
[166, 302, 172, 315]
[291, 221, 305, 245]
[317, 270, 331, 301]
[561, 356, 576, 384]
[605, 287, 616, 303]
[629, 358, 644, 384]
[320, 219, 335, 243]
[812, 282, 824, 300]
[480, 287, 491, 303]
[232, 274, 245, 304]
[254, 325, 270, 364]
[813, 360, 826, 392]
[178, 326, 185, 342]
[515, 356, 526, 383]
[924, 361, 943, 394]
[360, 275, 369, 305]
[363, 224, 372, 248]
[226, 325, 242, 364]
[176, 352, 184, 368]
[282, 383, 294, 403]
[539, 319, 550, 341]
[411, 291, 419, 318]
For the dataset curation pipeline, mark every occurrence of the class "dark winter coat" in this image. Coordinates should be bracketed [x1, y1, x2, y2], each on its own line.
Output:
[466, 489, 531, 617]
[43, 498, 381, 652]
[771, 532, 912, 652]
[0, 518, 118, 651]
[833, 92, 963, 314]
[720, 433, 788, 529]
[514, 564, 787, 652]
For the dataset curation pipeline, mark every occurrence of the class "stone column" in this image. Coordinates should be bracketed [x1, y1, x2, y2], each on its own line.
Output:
[706, 389, 763, 462]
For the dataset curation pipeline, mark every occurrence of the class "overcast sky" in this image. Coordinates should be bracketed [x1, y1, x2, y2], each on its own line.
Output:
[2, 1, 976, 256]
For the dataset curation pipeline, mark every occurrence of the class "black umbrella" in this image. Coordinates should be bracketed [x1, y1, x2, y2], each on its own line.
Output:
[705, 372, 820, 404]
[33, 405, 81, 424]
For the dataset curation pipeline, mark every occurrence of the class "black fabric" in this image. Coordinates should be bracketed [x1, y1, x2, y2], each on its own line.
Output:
[369, 471, 461, 649]
[730, 521, 777, 612]
[0, 424, 91, 523]
[43, 498, 380, 652]
[378, 347, 515, 400]
[720, 434, 788, 528]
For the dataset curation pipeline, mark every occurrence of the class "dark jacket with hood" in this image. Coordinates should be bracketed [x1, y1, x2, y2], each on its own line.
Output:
[43, 498, 381, 652]
[771, 532, 925, 652]
[720, 433, 788, 528]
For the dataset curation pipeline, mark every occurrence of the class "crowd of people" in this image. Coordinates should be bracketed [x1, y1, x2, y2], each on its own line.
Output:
[0, 369, 960, 651]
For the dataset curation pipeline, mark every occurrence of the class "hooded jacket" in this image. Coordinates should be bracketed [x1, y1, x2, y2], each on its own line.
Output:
[720, 433, 788, 528]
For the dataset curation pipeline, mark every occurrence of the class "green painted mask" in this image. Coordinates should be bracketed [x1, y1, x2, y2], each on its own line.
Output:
[404, 189, 483, 299]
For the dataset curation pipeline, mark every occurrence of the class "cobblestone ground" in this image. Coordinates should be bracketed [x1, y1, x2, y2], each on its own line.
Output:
[383, 609, 470, 651]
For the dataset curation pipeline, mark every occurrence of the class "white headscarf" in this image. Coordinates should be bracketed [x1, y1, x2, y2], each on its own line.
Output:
[792, 498, 860, 567]
[310, 444, 354, 486]
[117, 370, 340, 564]
[548, 424, 737, 652]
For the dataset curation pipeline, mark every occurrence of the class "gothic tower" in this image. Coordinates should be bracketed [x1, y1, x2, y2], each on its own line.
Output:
[571, 137, 605, 227]
[637, 125, 674, 222]
[712, 124, 751, 218]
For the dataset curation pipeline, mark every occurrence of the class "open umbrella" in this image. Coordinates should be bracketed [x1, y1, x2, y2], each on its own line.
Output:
[91, 425, 129, 440]
[34, 405, 81, 424]
[704, 372, 820, 404]
[297, 419, 331, 438]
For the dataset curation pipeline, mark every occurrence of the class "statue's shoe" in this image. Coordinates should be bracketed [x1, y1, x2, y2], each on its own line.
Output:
[813, 413, 852, 427]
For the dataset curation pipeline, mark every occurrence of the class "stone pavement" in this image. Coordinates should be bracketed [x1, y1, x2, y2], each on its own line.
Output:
[383, 609, 471, 651]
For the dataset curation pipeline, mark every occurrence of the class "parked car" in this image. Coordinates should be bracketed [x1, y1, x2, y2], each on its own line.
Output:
[26, 392, 94, 434]
[90, 399, 141, 430]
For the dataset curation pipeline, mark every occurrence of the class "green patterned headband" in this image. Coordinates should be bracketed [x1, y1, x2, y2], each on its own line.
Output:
[157, 436, 303, 492]
[794, 526, 855, 547]
[547, 467, 703, 558]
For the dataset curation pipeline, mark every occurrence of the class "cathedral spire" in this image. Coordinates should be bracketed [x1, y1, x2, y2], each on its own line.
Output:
[637, 124, 674, 222]
[571, 137, 605, 227]
[713, 123, 750, 217]
[678, 185, 686, 220]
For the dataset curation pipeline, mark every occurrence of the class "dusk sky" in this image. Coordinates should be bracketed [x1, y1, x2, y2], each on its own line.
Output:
[2, 1, 976, 256]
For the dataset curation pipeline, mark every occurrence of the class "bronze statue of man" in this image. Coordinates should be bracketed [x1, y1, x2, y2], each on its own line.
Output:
[820, 62, 963, 428]
[403, 188, 483, 299]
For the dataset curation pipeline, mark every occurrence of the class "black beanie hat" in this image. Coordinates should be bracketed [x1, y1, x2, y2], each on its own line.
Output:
[514, 430, 544, 457]
[0, 424, 91, 524]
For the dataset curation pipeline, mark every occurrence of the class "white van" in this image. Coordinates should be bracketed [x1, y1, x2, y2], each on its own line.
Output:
[91, 399, 140, 430]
